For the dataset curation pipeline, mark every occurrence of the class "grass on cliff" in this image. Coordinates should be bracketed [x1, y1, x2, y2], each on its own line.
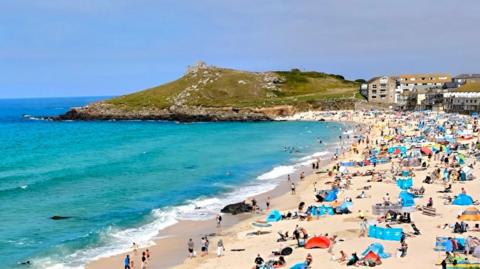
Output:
[107, 68, 361, 110]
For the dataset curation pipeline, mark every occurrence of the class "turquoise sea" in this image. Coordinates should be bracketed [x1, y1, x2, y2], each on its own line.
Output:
[0, 97, 348, 268]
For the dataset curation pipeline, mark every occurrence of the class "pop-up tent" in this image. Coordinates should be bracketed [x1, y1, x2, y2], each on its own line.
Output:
[459, 207, 480, 221]
[305, 236, 330, 249]
[324, 189, 338, 202]
[399, 191, 415, 207]
[266, 210, 282, 222]
[453, 194, 474, 206]
[368, 225, 403, 241]
[361, 243, 391, 259]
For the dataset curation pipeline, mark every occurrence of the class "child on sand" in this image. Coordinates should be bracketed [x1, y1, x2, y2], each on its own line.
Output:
[217, 239, 225, 257]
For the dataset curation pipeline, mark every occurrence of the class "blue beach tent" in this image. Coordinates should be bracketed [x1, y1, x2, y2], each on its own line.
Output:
[324, 190, 338, 202]
[266, 210, 282, 222]
[453, 194, 474, 206]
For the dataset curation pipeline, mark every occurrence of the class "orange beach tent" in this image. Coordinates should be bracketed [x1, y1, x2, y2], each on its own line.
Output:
[304, 236, 330, 249]
[459, 207, 480, 221]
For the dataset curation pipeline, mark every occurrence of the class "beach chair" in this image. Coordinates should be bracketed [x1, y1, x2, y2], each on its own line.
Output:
[422, 206, 437, 217]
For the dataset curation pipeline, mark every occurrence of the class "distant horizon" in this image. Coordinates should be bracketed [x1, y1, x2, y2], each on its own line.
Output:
[0, 95, 115, 100]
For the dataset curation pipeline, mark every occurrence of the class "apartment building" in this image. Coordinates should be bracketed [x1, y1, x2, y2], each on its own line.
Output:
[454, 74, 480, 85]
[398, 73, 452, 91]
[444, 92, 480, 114]
[367, 76, 396, 103]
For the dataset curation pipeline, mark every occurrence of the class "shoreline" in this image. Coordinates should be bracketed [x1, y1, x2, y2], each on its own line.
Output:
[86, 113, 359, 269]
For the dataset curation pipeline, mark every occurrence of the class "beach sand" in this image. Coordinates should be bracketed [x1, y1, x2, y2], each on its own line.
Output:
[87, 111, 480, 269]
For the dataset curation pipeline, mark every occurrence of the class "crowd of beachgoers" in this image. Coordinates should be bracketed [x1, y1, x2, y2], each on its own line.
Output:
[90, 110, 480, 269]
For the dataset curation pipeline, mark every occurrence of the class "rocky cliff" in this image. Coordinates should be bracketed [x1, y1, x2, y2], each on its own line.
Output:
[52, 62, 362, 122]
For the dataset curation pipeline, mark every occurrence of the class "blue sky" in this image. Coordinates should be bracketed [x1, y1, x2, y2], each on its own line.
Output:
[1, 0, 479, 98]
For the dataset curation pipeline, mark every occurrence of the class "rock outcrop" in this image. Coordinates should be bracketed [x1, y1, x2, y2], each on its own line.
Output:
[221, 202, 253, 215]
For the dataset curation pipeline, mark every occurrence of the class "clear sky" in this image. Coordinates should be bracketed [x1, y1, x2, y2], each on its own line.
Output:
[1, 0, 479, 98]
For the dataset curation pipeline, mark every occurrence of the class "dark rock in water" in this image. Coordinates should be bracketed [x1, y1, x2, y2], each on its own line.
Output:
[221, 202, 253, 215]
[50, 216, 71, 220]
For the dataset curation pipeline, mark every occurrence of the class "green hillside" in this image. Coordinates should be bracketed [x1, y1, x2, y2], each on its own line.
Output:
[106, 64, 361, 111]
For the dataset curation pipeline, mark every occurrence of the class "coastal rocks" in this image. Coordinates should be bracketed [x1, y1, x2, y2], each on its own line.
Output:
[221, 202, 253, 215]
[49, 102, 298, 122]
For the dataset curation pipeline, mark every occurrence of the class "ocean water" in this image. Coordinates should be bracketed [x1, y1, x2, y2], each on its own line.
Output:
[0, 97, 348, 268]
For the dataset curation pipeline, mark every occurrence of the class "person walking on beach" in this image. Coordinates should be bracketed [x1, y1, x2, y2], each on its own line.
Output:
[216, 214, 222, 228]
[266, 197, 270, 210]
[141, 251, 147, 269]
[200, 237, 207, 256]
[146, 249, 150, 261]
[359, 218, 367, 237]
[291, 182, 296, 195]
[124, 255, 131, 269]
[187, 238, 195, 258]
[217, 239, 225, 257]
[300, 171, 305, 181]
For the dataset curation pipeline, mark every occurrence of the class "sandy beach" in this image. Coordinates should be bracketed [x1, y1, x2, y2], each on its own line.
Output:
[87, 110, 480, 269]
